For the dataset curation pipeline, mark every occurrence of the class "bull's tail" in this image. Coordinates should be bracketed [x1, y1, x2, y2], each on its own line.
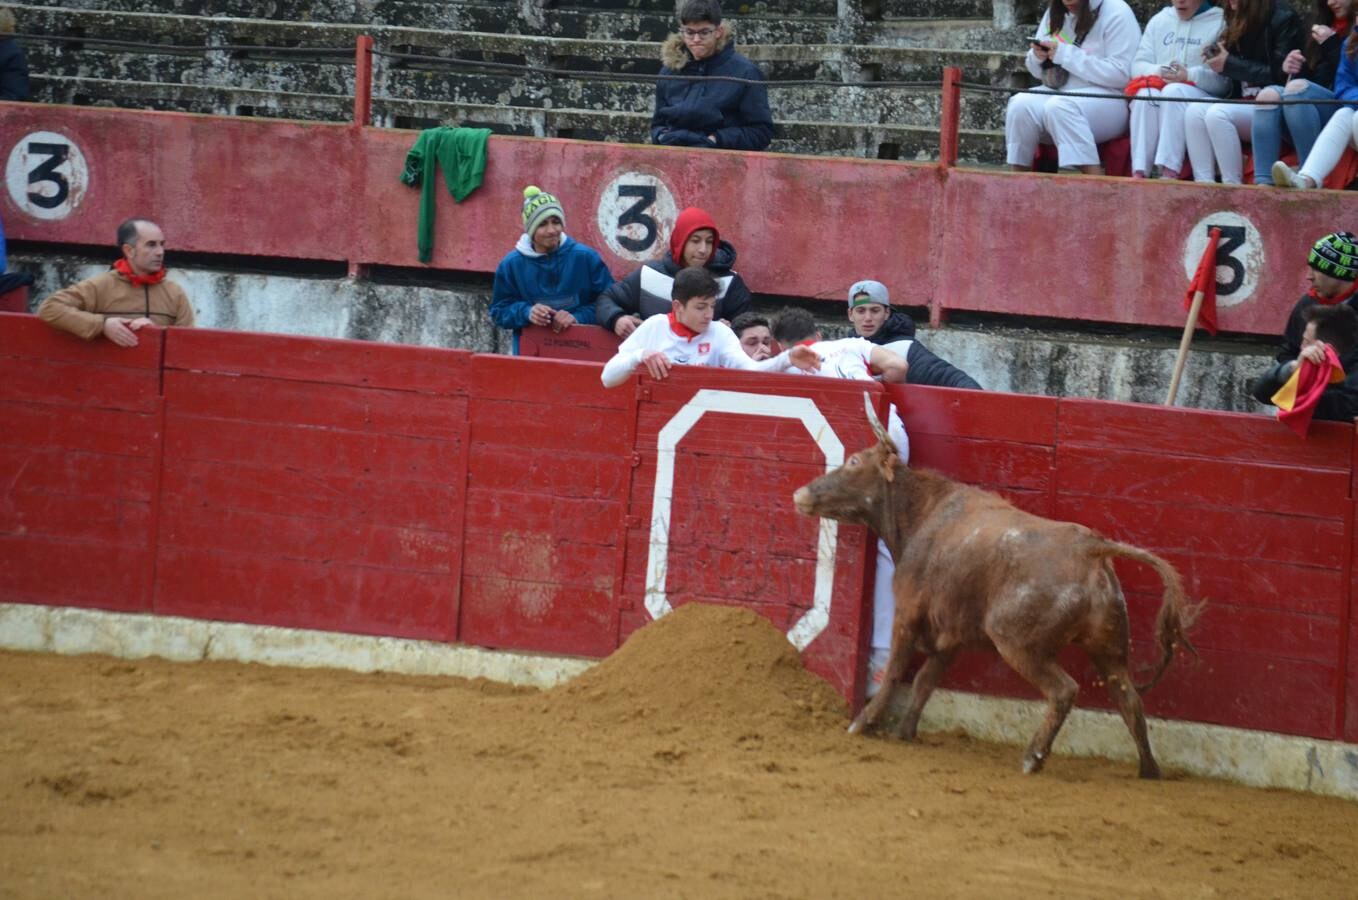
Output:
[1092, 540, 1204, 694]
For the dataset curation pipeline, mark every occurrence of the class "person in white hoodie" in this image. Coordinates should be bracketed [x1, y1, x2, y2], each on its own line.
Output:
[1006, 0, 1143, 174]
[1128, 0, 1230, 178]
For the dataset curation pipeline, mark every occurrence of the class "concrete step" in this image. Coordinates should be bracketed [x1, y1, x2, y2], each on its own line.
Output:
[14, 0, 1001, 45]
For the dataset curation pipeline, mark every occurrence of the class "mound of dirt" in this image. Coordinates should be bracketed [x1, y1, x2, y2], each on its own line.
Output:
[547, 603, 848, 733]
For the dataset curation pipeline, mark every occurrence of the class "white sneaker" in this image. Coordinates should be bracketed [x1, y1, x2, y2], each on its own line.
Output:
[1273, 160, 1317, 190]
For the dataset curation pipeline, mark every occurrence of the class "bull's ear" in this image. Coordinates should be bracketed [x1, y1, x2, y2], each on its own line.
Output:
[876, 446, 896, 483]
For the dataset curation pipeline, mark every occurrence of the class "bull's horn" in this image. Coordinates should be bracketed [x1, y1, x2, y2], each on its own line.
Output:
[864, 393, 891, 446]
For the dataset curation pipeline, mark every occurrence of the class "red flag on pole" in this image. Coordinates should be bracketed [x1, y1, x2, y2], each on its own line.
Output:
[1183, 227, 1221, 336]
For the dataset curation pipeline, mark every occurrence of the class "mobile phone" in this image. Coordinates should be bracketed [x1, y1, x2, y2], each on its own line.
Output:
[1027, 35, 1046, 44]
[1202, 42, 1221, 59]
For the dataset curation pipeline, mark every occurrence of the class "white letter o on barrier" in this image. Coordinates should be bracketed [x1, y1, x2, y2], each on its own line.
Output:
[645, 389, 844, 651]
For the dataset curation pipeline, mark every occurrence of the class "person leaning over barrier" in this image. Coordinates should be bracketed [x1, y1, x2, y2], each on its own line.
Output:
[1007, 0, 1142, 175]
[595, 206, 752, 339]
[37, 218, 195, 347]
[600, 267, 817, 387]
[845, 280, 982, 390]
[730, 311, 775, 360]
[490, 185, 612, 355]
[1126, 0, 1229, 180]
[651, 0, 774, 152]
[771, 306, 909, 698]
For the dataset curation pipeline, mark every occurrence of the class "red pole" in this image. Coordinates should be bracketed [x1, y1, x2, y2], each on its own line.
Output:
[353, 35, 373, 127]
[938, 66, 961, 170]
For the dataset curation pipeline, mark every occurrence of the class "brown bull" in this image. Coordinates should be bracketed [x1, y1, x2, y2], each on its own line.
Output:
[792, 399, 1200, 778]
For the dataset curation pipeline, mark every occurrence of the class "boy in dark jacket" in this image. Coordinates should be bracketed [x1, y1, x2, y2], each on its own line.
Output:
[651, 0, 773, 152]
[595, 206, 752, 338]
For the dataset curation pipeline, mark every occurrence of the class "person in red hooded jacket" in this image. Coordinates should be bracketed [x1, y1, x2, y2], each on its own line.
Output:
[594, 206, 753, 338]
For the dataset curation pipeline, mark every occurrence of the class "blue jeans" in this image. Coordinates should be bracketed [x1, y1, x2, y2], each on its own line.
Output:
[1253, 81, 1339, 184]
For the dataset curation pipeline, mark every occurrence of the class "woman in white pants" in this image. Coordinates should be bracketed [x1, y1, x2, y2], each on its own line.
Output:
[1274, 33, 1358, 188]
[1128, 0, 1229, 178]
[1184, 0, 1304, 183]
[1006, 0, 1142, 174]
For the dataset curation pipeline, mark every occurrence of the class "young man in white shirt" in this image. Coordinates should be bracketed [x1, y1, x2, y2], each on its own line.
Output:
[600, 267, 817, 387]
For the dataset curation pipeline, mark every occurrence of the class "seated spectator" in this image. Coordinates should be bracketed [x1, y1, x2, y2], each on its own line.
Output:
[600, 267, 816, 387]
[1006, 0, 1141, 175]
[730, 311, 774, 360]
[845, 280, 982, 389]
[1250, 303, 1358, 422]
[37, 218, 194, 346]
[651, 0, 773, 152]
[1252, 0, 1351, 184]
[1184, 0, 1303, 184]
[1272, 29, 1358, 189]
[0, 6, 30, 102]
[1127, 0, 1229, 179]
[491, 186, 611, 354]
[595, 207, 752, 338]
[1274, 231, 1358, 367]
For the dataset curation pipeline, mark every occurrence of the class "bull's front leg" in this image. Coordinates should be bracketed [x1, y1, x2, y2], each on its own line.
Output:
[848, 624, 917, 735]
[894, 648, 957, 741]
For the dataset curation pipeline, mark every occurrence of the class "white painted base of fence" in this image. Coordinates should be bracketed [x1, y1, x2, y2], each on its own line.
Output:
[2, 602, 1355, 801]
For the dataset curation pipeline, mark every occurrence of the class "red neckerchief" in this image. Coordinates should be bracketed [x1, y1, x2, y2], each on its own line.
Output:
[1334, 18, 1350, 38]
[114, 258, 167, 288]
[1309, 282, 1358, 305]
[667, 311, 701, 341]
[795, 339, 816, 347]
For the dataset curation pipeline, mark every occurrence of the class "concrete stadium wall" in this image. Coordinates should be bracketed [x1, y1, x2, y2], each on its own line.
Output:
[3, 313, 1356, 746]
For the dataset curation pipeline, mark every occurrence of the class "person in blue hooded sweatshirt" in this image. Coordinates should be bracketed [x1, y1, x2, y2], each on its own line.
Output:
[650, 0, 774, 152]
[490, 186, 613, 355]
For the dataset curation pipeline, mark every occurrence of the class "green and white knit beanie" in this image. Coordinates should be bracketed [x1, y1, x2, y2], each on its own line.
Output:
[1308, 232, 1358, 282]
[522, 186, 565, 236]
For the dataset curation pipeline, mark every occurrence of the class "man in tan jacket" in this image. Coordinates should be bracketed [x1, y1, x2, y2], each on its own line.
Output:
[38, 217, 195, 347]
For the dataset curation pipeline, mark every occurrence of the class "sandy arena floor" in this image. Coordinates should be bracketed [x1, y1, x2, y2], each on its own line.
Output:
[1, 604, 1355, 899]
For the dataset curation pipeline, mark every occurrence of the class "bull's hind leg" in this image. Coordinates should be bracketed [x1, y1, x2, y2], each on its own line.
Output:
[894, 648, 957, 741]
[1089, 652, 1160, 780]
[995, 645, 1078, 775]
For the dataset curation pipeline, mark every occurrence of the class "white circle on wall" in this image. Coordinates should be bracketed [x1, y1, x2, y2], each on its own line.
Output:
[1182, 211, 1263, 309]
[595, 169, 678, 263]
[6, 131, 90, 221]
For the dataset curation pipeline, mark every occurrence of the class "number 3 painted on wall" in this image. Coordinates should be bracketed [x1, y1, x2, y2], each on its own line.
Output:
[6, 130, 90, 221]
[615, 185, 657, 253]
[596, 170, 677, 264]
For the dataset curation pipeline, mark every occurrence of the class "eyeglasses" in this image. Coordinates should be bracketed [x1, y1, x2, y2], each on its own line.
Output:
[680, 26, 718, 39]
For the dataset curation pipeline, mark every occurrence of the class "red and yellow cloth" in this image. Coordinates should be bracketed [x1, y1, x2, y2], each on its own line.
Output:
[1271, 345, 1346, 437]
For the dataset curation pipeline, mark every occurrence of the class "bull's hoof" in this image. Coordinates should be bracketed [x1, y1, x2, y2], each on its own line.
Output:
[1021, 753, 1046, 775]
[847, 711, 875, 735]
[1139, 762, 1162, 780]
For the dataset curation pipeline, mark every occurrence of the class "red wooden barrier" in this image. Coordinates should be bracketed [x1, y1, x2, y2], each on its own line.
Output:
[517, 323, 620, 363]
[6, 102, 1348, 337]
[0, 315, 163, 612]
[156, 329, 473, 640]
[3, 312, 1358, 738]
